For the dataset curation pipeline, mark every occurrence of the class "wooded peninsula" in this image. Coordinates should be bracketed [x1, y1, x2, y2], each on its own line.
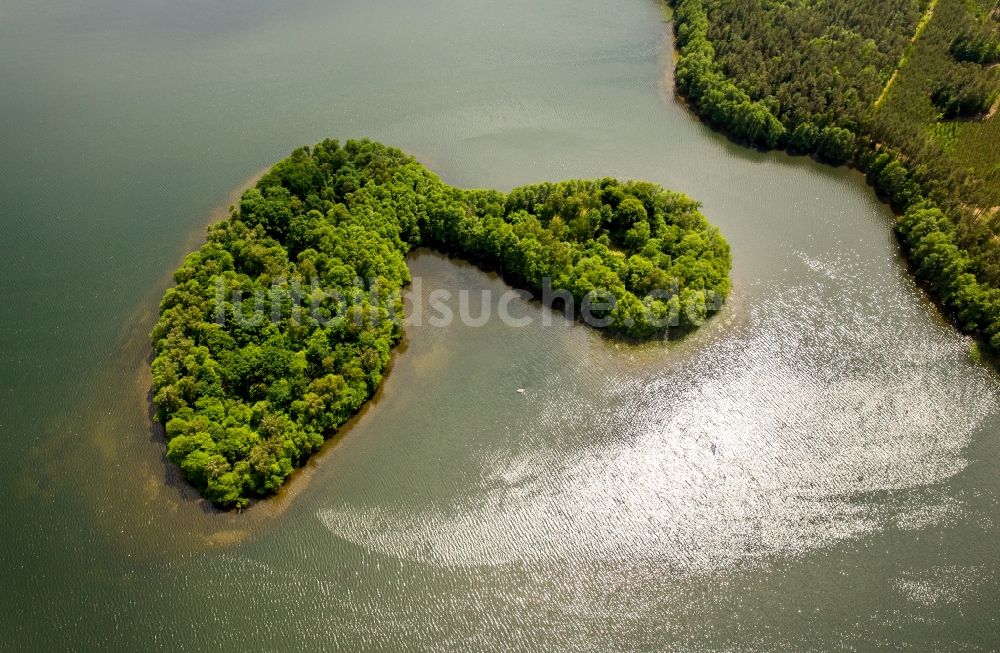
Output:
[151, 140, 731, 507]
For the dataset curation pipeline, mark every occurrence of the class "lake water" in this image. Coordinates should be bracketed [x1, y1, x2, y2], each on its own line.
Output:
[1, 0, 999, 649]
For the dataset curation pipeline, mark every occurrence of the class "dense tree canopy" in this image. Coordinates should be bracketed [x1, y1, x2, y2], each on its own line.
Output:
[151, 139, 731, 507]
[669, 0, 1000, 356]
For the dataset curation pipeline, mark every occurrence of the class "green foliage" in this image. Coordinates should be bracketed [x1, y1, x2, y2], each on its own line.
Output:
[669, 0, 1000, 359]
[673, 0, 786, 150]
[969, 340, 984, 364]
[896, 202, 1000, 342]
[788, 122, 820, 154]
[863, 150, 924, 211]
[815, 126, 857, 165]
[950, 26, 1000, 65]
[679, 0, 923, 133]
[930, 72, 996, 118]
[867, 0, 1000, 211]
[151, 139, 732, 508]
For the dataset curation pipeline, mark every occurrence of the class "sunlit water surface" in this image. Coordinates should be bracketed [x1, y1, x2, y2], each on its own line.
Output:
[1, 0, 999, 649]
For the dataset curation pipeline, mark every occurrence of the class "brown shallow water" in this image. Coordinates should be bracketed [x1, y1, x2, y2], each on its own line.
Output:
[2, 0, 1000, 649]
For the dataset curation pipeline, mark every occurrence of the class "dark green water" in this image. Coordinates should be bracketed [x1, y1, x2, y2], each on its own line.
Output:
[1, 0, 999, 649]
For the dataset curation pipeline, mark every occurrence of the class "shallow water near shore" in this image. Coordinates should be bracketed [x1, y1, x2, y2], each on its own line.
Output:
[2, 0, 1000, 649]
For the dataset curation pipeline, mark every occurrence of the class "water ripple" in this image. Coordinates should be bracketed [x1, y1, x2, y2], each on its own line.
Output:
[319, 248, 998, 572]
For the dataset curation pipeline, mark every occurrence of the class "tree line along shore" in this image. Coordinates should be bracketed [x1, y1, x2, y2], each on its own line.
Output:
[671, 0, 1000, 356]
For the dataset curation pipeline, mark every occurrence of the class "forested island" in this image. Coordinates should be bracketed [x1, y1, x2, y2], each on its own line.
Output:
[670, 0, 1000, 354]
[151, 139, 731, 507]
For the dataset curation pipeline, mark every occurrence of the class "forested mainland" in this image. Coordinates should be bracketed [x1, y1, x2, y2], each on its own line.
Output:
[151, 139, 731, 507]
[670, 0, 1000, 354]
